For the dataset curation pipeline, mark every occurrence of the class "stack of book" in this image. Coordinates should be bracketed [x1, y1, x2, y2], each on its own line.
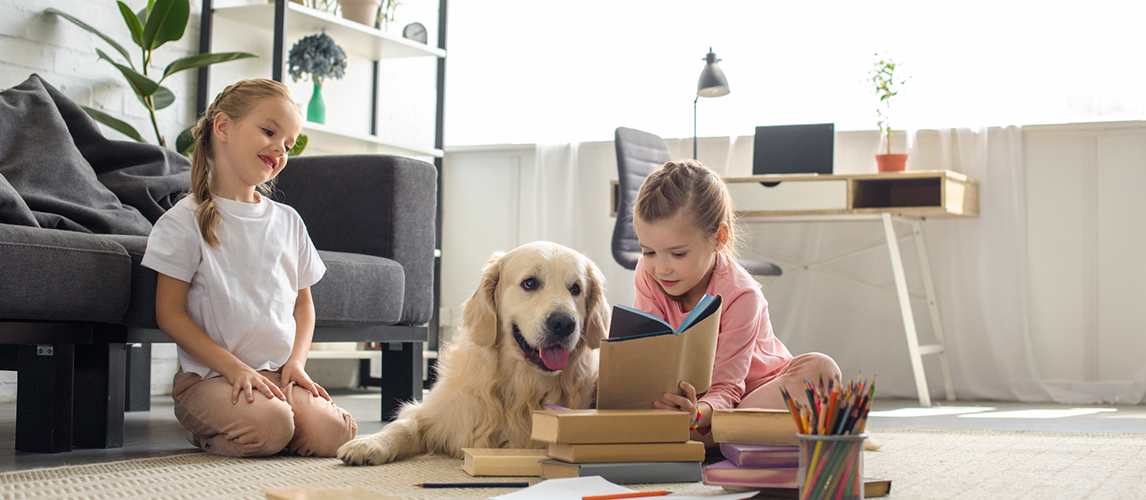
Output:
[705, 408, 891, 497]
[530, 409, 706, 484]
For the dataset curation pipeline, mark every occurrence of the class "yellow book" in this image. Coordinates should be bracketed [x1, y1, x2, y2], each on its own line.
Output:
[711, 408, 799, 446]
[530, 409, 690, 444]
[547, 440, 706, 463]
[264, 488, 397, 500]
[596, 295, 722, 410]
[461, 448, 547, 476]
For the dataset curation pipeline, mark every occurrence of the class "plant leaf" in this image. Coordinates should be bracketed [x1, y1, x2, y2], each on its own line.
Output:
[152, 86, 175, 110]
[81, 106, 143, 142]
[162, 52, 258, 81]
[96, 48, 159, 97]
[141, 0, 188, 50]
[116, 2, 143, 48]
[45, 8, 135, 69]
[289, 134, 308, 156]
[176, 125, 196, 156]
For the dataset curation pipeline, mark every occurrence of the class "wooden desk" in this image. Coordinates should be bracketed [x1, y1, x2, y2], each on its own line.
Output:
[610, 170, 979, 406]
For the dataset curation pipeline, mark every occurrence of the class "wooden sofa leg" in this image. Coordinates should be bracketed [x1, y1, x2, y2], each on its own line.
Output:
[16, 344, 74, 453]
[73, 341, 126, 448]
[124, 343, 151, 412]
[380, 342, 422, 421]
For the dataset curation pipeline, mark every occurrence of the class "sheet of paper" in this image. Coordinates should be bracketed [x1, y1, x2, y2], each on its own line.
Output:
[490, 476, 633, 500]
[489, 476, 759, 500]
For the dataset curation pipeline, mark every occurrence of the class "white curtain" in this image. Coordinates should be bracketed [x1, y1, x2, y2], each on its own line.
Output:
[534, 143, 584, 249]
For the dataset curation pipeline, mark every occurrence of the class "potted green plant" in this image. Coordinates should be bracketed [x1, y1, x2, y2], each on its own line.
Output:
[288, 32, 347, 125]
[871, 54, 908, 172]
[45, 0, 257, 149]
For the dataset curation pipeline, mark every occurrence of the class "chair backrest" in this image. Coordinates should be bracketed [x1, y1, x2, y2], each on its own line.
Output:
[612, 127, 671, 270]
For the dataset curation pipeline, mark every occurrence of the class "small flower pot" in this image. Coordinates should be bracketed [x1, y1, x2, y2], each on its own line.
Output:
[337, 0, 381, 26]
[876, 154, 907, 172]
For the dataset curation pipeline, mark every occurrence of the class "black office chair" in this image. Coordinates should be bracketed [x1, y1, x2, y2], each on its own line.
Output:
[612, 127, 782, 277]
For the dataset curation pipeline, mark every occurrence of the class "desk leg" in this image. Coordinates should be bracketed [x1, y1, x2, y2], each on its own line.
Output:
[912, 221, 956, 401]
[882, 213, 932, 407]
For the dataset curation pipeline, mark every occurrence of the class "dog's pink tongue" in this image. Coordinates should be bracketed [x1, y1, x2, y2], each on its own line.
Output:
[540, 346, 569, 371]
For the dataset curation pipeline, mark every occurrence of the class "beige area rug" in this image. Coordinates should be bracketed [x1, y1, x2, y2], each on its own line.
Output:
[1, 427, 1144, 499]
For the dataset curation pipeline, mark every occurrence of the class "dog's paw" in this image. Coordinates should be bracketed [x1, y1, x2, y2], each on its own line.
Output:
[337, 435, 399, 466]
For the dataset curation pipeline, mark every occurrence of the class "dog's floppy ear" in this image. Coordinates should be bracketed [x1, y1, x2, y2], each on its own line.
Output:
[461, 251, 505, 348]
[582, 257, 609, 349]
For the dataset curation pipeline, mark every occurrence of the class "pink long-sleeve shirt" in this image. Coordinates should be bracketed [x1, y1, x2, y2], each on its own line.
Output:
[633, 253, 793, 411]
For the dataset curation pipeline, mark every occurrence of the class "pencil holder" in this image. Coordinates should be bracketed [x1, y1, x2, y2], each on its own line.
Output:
[797, 433, 866, 500]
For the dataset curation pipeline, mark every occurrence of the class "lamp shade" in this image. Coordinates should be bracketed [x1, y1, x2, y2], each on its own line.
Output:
[697, 48, 730, 98]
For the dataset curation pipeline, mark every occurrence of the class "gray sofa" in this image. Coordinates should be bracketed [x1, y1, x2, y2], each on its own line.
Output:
[0, 75, 436, 453]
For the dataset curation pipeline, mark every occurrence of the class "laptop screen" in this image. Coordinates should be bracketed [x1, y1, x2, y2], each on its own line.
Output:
[752, 123, 835, 176]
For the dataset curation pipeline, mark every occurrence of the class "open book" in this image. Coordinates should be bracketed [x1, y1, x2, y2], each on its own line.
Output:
[596, 295, 722, 410]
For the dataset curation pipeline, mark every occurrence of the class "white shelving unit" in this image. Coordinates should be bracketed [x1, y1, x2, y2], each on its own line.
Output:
[199, 1, 445, 159]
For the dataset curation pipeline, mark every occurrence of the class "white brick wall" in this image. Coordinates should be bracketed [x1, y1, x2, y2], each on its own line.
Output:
[0, 0, 201, 145]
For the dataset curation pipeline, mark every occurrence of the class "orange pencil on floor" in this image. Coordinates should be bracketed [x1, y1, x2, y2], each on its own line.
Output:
[583, 491, 671, 500]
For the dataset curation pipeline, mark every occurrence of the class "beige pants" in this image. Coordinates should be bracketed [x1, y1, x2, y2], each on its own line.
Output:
[173, 369, 358, 458]
[691, 352, 840, 444]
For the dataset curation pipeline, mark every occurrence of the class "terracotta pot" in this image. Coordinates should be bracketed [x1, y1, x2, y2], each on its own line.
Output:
[876, 154, 907, 172]
[337, 0, 381, 26]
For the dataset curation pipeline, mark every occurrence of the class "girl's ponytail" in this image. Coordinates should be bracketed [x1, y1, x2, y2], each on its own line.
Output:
[191, 111, 222, 247]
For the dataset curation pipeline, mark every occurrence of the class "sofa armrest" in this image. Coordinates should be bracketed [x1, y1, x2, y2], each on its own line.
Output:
[273, 155, 437, 325]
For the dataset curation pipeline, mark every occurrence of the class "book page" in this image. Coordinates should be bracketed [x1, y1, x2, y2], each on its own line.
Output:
[607, 304, 673, 339]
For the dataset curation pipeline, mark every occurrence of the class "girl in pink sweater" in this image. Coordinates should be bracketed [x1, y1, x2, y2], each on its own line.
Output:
[631, 160, 840, 442]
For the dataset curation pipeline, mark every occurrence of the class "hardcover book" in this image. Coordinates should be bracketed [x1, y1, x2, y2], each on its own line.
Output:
[702, 460, 798, 488]
[722, 478, 893, 498]
[461, 448, 547, 476]
[711, 408, 800, 446]
[597, 294, 722, 410]
[546, 440, 706, 463]
[539, 459, 703, 484]
[530, 409, 690, 444]
[719, 442, 799, 469]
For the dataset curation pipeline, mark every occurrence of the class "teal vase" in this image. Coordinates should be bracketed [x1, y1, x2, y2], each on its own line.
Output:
[307, 82, 325, 124]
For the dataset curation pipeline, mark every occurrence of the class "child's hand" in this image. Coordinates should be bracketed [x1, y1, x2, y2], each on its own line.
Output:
[226, 365, 286, 405]
[280, 359, 332, 402]
[654, 381, 700, 428]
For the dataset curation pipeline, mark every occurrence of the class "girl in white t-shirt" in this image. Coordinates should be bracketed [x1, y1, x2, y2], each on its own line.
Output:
[142, 79, 356, 457]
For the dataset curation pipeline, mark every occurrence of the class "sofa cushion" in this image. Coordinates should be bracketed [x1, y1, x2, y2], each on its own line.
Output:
[0, 224, 130, 323]
[312, 250, 405, 327]
[113, 237, 405, 329]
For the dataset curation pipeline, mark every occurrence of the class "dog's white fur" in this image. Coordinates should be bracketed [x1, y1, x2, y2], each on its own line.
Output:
[338, 241, 608, 465]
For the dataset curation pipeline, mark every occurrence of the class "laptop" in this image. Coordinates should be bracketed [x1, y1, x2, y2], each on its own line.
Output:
[752, 123, 835, 178]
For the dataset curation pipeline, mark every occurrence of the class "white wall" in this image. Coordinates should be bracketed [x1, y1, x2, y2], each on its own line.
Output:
[440, 123, 1146, 401]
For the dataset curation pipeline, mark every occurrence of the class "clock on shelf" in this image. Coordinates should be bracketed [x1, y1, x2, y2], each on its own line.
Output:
[402, 22, 428, 44]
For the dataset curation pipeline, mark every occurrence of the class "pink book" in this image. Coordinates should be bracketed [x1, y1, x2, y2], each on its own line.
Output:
[701, 459, 799, 488]
[719, 442, 799, 469]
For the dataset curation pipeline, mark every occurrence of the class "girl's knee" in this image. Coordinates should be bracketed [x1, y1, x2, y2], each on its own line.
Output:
[792, 352, 841, 380]
[232, 404, 295, 457]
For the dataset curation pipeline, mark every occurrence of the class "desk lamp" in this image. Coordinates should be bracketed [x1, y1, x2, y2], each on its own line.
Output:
[694, 47, 730, 159]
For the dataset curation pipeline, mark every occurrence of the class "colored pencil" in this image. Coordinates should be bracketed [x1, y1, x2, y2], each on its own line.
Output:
[415, 482, 529, 488]
[583, 491, 671, 500]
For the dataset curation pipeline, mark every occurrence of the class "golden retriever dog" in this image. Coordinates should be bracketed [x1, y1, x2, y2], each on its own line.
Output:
[338, 241, 608, 465]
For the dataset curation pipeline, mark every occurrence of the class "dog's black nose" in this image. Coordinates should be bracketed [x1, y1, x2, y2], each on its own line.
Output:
[547, 313, 577, 338]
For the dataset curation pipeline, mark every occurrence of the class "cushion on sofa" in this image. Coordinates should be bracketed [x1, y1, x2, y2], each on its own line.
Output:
[0, 224, 130, 323]
[311, 250, 405, 327]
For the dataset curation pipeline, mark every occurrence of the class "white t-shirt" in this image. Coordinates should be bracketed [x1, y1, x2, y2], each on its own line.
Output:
[141, 194, 326, 380]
